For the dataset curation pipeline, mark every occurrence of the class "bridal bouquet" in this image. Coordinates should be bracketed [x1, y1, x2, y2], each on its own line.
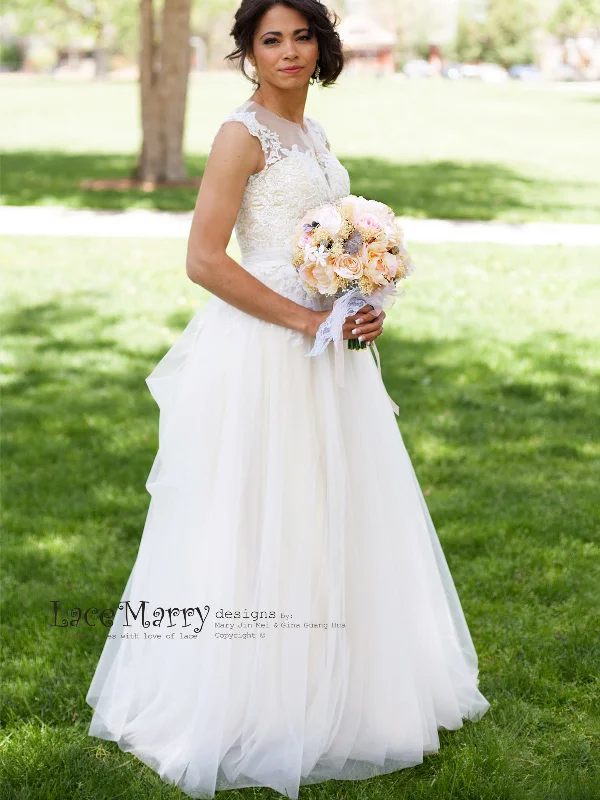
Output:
[291, 195, 414, 356]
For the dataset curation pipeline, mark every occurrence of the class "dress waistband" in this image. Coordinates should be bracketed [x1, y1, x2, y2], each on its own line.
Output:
[241, 247, 294, 268]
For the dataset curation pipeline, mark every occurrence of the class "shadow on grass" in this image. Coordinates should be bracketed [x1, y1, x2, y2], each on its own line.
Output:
[2, 296, 599, 798]
[1, 152, 208, 212]
[3, 150, 596, 221]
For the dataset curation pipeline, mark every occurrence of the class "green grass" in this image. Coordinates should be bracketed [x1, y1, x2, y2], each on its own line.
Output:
[2, 72, 600, 221]
[1, 235, 599, 798]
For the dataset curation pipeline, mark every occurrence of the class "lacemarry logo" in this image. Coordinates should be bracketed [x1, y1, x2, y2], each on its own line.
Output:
[48, 601, 281, 634]
[49, 600, 212, 633]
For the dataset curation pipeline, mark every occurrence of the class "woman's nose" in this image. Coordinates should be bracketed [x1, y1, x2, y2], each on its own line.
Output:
[282, 41, 300, 58]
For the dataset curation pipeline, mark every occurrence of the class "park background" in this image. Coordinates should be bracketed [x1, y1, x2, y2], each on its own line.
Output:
[1, 1, 599, 798]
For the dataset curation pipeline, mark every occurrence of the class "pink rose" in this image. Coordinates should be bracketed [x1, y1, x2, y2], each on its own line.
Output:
[381, 251, 399, 279]
[298, 230, 312, 249]
[355, 214, 383, 235]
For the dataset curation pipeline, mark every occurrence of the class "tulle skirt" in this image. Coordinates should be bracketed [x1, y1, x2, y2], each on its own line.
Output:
[85, 292, 490, 799]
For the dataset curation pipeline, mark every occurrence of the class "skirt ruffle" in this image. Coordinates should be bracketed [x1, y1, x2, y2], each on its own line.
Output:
[86, 296, 490, 799]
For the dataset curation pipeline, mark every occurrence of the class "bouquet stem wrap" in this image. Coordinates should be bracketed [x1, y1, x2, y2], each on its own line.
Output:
[305, 283, 401, 415]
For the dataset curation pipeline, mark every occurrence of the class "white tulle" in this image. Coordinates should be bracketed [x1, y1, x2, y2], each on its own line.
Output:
[85, 99, 490, 799]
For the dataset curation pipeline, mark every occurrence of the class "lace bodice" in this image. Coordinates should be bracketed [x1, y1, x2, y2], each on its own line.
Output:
[208, 99, 351, 345]
[211, 99, 350, 257]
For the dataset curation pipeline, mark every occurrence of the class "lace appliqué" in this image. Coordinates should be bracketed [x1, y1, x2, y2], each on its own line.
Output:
[218, 110, 343, 183]
[218, 110, 286, 168]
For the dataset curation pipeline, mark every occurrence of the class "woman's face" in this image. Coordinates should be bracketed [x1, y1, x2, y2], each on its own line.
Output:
[250, 4, 319, 89]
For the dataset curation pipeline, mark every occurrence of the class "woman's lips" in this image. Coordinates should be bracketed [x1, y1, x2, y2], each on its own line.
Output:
[281, 66, 303, 74]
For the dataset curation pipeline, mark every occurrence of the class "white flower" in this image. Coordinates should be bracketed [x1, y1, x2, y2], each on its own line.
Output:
[312, 205, 343, 237]
[304, 244, 320, 263]
[313, 243, 329, 267]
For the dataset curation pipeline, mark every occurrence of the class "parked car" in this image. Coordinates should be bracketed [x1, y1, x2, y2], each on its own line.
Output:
[451, 61, 509, 82]
[401, 59, 432, 79]
[459, 62, 480, 79]
[477, 62, 510, 82]
[442, 62, 463, 80]
[552, 63, 583, 81]
[509, 64, 542, 81]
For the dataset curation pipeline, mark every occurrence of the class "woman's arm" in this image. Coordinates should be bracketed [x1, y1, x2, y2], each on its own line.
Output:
[185, 121, 321, 337]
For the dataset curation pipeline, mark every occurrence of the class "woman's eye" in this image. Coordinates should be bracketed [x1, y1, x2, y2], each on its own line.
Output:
[264, 35, 312, 45]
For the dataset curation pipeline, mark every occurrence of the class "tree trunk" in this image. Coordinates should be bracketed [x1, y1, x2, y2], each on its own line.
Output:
[94, 44, 109, 80]
[94, 15, 110, 80]
[136, 0, 192, 183]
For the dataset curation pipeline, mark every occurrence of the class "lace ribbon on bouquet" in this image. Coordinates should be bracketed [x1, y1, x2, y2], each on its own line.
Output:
[305, 283, 401, 412]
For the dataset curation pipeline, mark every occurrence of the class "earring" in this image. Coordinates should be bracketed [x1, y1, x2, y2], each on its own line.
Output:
[314, 61, 321, 82]
[247, 59, 258, 82]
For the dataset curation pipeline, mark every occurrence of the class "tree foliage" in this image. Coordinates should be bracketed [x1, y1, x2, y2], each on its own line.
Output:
[548, 0, 600, 37]
[9, 0, 138, 71]
[452, 0, 540, 66]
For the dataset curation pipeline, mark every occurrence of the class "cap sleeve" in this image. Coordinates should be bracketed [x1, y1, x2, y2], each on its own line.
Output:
[211, 110, 284, 168]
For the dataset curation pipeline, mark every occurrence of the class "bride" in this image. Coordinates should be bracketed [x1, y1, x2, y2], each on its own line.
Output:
[85, 1, 491, 797]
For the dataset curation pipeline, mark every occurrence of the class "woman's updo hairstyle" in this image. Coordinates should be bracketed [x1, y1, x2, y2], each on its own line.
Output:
[225, 0, 344, 88]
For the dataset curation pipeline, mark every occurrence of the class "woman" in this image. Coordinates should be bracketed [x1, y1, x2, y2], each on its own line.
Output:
[86, 1, 491, 797]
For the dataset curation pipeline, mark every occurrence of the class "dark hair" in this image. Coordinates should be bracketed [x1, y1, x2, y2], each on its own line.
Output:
[225, 0, 344, 88]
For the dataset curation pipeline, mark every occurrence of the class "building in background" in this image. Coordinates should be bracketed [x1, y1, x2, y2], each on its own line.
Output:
[337, 12, 397, 74]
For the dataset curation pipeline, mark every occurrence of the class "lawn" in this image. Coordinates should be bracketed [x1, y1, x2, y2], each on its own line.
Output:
[1, 235, 598, 798]
[2, 72, 600, 222]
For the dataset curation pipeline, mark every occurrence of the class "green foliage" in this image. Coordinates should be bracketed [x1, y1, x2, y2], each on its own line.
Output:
[452, 0, 540, 67]
[0, 39, 23, 71]
[9, 0, 139, 60]
[549, 0, 600, 37]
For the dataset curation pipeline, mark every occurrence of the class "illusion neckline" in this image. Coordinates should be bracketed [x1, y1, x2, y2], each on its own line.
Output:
[247, 98, 310, 135]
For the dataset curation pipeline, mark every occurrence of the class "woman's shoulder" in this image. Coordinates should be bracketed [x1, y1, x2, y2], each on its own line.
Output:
[210, 100, 267, 152]
[217, 100, 260, 133]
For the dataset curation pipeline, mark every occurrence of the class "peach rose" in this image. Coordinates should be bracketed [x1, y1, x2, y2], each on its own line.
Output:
[313, 259, 339, 294]
[365, 238, 388, 258]
[299, 262, 319, 289]
[365, 254, 390, 287]
[333, 253, 362, 280]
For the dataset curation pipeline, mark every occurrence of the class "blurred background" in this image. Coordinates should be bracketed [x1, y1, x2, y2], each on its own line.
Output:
[1, 2, 599, 799]
[3, 0, 600, 82]
[1, 0, 600, 204]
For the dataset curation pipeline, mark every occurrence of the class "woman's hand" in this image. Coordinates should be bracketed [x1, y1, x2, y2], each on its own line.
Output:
[308, 304, 386, 345]
[343, 305, 386, 346]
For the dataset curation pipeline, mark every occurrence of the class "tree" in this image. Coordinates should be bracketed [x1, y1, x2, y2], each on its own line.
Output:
[548, 0, 600, 37]
[10, 0, 137, 78]
[453, 0, 540, 67]
[135, 0, 192, 184]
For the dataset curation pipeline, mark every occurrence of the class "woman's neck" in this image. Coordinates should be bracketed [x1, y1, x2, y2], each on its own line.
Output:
[251, 85, 308, 127]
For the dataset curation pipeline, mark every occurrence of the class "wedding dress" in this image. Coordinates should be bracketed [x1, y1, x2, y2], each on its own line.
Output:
[86, 98, 490, 799]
